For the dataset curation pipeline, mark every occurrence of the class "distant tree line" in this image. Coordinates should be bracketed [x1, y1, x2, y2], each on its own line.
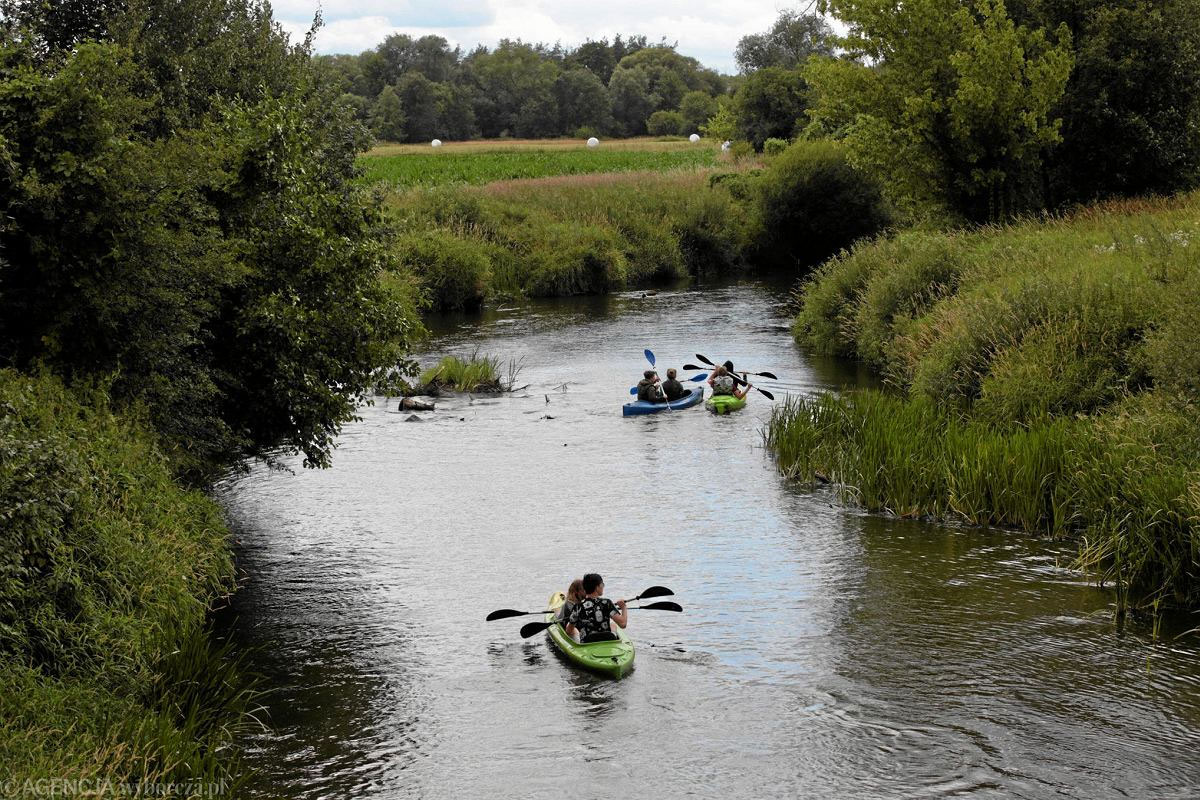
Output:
[323, 34, 728, 141]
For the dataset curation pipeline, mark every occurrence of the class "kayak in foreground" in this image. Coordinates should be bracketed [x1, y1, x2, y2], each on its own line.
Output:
[622, 386, 704, 417]
[544, 592, 635, 679]
[705, 394, 747, 414]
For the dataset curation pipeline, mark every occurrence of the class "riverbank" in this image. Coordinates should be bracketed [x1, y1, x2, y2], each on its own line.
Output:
[769, 194, 1200, 614]
[378, 139, 890, 310]
[0, 371, 254, 791]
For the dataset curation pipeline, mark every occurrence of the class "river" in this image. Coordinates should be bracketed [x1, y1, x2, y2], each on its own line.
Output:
[218, 282, 1200, 799]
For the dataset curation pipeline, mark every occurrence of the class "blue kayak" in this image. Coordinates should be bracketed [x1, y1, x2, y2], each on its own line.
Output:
[622, 386, 705, 416]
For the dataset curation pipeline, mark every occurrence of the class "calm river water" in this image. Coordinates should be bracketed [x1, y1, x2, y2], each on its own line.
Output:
[218, 282, 1200, 799]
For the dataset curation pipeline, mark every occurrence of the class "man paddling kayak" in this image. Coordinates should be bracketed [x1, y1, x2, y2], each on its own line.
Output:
[636, 369, 666, 402]
[565, 573, 629, 643]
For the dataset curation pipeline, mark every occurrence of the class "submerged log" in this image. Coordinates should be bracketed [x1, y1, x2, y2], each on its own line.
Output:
[400, 396, 436, 411]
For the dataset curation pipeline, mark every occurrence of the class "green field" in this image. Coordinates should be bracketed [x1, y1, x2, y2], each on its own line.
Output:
[360, 143, 721, 188]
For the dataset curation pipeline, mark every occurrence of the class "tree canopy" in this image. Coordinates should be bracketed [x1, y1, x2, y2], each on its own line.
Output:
[0, 0, 418, 478]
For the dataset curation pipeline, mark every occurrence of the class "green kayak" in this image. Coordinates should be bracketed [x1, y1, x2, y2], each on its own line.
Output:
[705, 394, 747, 414]
[545, 592, 635, 679]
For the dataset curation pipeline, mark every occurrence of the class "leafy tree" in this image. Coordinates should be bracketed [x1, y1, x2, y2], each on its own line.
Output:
[1006, 0, 1200, 204]
[608, 45, 724, 134]
[554, 68, 612, 134]
[807, 0, 1073, 221]
[436, 81, 478, 140]
[678, 90, 717, 133]
[464, 40, 558, 137]
[735, 10, 835, 73]
[568, 39, 617, 83]
[700, 95, 737, 141]
[647, 109, 686, 136]
[733, 67, 808, 150]
[370, 85, 406, 141]
[397, 72, 439, 141]
[608, 65, 654, 135]
[0, 2, 417, 478]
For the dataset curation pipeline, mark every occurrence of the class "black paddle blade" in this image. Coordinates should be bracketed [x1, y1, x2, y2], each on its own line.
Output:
[636, 601, 683, 612]
[757, 387, 775, 400]
[756, 371, 778, 380]
[683, 363, 704, 372]
[695, 353, 715, 367]
[486, 609, 525, 621]
[487, 608, 551, 621]
[520, 620, 556, 638]
[635, 585, 674, 600]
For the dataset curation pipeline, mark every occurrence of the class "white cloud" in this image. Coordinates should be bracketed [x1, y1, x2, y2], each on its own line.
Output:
[273, 0, 804, 73]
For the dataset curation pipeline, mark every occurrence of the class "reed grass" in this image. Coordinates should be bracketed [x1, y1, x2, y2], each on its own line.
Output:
[385, 170, 754, 304]
[765, 391, 1199, 612]
[417, 354, 522, 393]
[0, 370, 254, 786]
[778, 192, 1200, 614]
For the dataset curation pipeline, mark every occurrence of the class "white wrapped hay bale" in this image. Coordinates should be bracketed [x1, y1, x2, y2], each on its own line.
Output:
[431, 139, 443, 147]
[689, 133, 700, 143]
[587, 137, 600, 148]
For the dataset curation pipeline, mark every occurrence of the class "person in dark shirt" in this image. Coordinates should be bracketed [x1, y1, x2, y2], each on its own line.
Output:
[556, 578, 584, 624]
[636, 369, 665, 402]
[661, 368, 685, 401]
[566, 573, 629, 643]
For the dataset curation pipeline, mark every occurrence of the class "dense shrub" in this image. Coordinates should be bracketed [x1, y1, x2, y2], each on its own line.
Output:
[646, 110, 687, 136]
[752, 140, 890, 269]
[526, 224, 628, 295]
[396, 231, 492, 311]
[762, 137, 789, 156]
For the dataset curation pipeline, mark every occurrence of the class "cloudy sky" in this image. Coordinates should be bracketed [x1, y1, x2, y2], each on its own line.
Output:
[271, 0, 808, 74]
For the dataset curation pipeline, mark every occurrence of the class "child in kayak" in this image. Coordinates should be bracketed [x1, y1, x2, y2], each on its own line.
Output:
[557, 578, 585, 624]
[565, 573, 629, 643]
[637, 370, 666, 402]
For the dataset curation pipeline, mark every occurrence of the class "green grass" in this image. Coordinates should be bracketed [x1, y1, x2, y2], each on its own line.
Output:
[385, 170, 754, 306]
[417, 354, 521, 392]
[776, 193, 1200, 615]
[0, 369, 253, 786]
[360, 146, 721, 189]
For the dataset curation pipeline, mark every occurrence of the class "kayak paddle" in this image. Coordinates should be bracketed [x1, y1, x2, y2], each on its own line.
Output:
[644, 348, 656, 367]
[487, 586, 673, 621]
[518, 601, 684, 639]
[683, 363, 777, 380]
[692, 354, 775, 401]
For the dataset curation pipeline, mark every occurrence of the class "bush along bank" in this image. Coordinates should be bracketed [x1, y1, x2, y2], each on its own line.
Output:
[0, 371, 258, 790]
[769, 195, 1200, 615]
[383, 140, 891, 311]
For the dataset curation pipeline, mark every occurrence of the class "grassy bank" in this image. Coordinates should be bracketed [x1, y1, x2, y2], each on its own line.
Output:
[0, 371, 255, 789]
[770, 194, 1200, 613]
[380, 139, 890, 310]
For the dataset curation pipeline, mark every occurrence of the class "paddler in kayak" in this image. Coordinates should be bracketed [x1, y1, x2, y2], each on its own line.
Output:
[708, 364, 751, 401]
[556, 578, 585, 624]
[661, 368, 685, 401]
[637, 369, 666, 402]
[565, 573, 629, 643]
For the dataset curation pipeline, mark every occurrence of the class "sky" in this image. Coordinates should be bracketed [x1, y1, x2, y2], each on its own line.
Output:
[270, 0, 813, 75]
